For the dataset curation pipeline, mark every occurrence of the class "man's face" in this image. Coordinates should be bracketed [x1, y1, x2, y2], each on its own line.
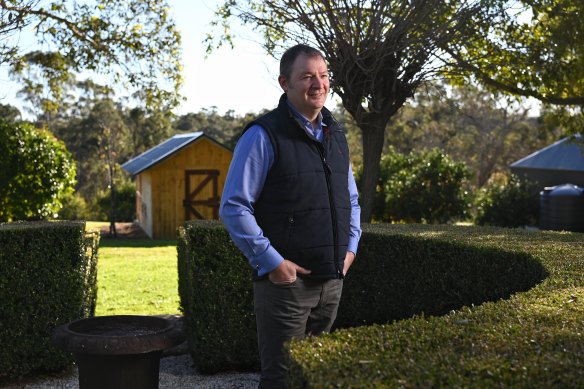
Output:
[279, 53, 329, 119]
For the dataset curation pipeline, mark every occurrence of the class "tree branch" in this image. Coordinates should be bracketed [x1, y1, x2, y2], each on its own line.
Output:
[448, 47, 584, 106]
[1, 1, 107, 53]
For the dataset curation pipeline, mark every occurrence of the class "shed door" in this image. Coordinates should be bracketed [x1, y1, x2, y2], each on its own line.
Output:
[183, 169, 220, 220]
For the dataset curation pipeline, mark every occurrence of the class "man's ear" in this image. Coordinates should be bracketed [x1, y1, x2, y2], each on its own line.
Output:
[278, 75, 288, 92]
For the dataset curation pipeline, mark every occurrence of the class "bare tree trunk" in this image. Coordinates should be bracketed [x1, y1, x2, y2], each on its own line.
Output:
[105, 131, 117, 238]
[108, 161, 117, 238]
[359, 123, 386, 223]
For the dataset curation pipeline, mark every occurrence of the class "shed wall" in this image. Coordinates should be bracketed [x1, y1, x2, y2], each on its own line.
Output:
[144, 138, 232, 239]
[137, 172, 153, 238]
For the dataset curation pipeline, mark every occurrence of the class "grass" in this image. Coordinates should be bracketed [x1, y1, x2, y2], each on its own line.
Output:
[95, 238, 180, 316]
[85, 221, 181, 316]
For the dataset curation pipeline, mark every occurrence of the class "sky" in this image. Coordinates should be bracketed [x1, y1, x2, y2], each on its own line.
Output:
[0, 0, 285, 117]
[169, 0, 283, 115]
[0, 0, 538, 117]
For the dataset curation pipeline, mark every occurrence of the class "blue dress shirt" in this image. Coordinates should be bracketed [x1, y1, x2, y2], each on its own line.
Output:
[220, 103, 362, 277]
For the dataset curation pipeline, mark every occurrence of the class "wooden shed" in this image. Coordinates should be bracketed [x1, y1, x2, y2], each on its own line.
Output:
[122, 132, 233, 239]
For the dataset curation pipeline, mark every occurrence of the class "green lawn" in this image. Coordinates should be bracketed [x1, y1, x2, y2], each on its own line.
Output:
[94, 238, 181, 316]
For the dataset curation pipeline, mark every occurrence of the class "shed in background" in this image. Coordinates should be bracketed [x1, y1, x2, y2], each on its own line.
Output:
[510, 134, 584, 189]
[122, 132, 232, 239]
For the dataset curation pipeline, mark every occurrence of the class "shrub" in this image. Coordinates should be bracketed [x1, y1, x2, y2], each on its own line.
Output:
[287, 224, 583, 388]
[177, 221, 259, 373]
[178, 221, 583, 387]
[333, 227, 546, 329]
[0, 221, 99, 381]
[356, 148, 471, 223]
[57, 192, 92, 220]
[95, 179, 136, 222]
[0, 120, 77, 222]
[177, 221, 584, 386]
[474, 174, 540, 227]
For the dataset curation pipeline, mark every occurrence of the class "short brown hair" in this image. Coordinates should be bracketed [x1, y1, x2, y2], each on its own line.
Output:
[280, 44, 326, 80]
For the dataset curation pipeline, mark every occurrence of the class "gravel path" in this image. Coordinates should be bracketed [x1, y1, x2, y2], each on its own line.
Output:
[4, 355, 260, 389]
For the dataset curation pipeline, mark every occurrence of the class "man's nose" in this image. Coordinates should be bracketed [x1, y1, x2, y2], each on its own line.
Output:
[312, 76, 326, 89]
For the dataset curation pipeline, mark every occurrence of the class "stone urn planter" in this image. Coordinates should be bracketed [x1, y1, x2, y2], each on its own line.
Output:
[52, 315, 185, 389]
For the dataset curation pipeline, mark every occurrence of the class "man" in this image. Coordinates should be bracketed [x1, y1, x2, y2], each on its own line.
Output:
[219, 44, 362, 388]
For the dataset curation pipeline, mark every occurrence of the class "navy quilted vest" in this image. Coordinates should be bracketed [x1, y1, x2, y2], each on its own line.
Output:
[244, 94, 351, 280]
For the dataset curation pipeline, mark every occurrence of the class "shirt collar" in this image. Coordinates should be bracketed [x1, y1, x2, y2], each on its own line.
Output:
[286, 99, 326, 140]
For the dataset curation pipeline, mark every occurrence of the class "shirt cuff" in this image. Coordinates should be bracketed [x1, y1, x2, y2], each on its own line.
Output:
[249, 246, 285, 277]
[348, 239, 359, 256]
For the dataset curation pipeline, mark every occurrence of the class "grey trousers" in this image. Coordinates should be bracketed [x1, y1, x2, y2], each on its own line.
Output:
[253, 277, 343, 389]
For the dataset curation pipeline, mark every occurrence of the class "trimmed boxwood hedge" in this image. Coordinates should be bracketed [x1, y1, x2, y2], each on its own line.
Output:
[0, 221, 99, 382]
[178, 221, 259, 374]
[178, 221, 583, 387]
[289, 224, 583, 388]
[334, 229, 547, 329]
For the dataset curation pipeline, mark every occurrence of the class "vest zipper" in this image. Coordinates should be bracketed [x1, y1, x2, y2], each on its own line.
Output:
[318, 145, 343, 279]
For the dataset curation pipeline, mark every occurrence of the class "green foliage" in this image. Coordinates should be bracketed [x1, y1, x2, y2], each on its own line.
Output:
[0, 103, 21, 123]
[177, 221, 583, 387]
[450, 0, 584, 107]
[474, 174, 540, 227]
[334, 227, 547, 329]
[540, 104, 584, 138]
[53, 96, 168, 201]
[126, 107, 174, 156]
[0, 221, 99, 381]
[207, 0, 507, 223]
[376, 82, 560, 188]
[173, 108, 260, 150]
[287, 224, 584, 388]
[357, 148, 471, 223]
[57, 192, 92, 220]
[4, 0, 183, 112]
[177, 221, 259, 373]
[96, 179, 136, 222]
[0, 119, 76, 222]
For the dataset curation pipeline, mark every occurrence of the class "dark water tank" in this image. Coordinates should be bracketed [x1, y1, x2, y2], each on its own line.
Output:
[540, 183, 584, 232]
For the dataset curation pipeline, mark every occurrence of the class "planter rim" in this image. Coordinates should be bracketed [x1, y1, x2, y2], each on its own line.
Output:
[52, 315, 185, 355]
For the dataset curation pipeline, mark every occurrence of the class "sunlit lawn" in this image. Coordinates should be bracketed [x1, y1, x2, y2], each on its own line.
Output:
[86, 222, 181, 316]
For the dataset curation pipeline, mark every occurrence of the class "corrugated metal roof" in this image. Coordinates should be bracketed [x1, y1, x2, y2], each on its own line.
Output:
[510, 134, 584, 172]
[121, 132, 204, 176]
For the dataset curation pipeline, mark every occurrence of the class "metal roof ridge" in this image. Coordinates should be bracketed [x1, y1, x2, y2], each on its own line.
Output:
[122, 131, 203, 166]
[510, 134, 583, 168]
[121, 132, 204, 175]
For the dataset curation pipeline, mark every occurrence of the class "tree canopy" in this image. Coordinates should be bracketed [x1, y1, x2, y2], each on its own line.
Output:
[1, 0, 183, 111]
[207, 0, 581, 222]
[448, 0, 584, 106]
[451, 0, 584, 135]
[206, 0, 510, 222]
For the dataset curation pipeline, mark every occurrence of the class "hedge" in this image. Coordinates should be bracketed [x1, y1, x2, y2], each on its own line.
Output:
[178, 221, 583, 387]
[178, 221, 258, 374]
[289, 224, 583, 387]
[0, 221, 99, 381]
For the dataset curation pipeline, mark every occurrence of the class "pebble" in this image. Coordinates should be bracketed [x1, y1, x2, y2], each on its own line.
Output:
[3, 355, 260, 389]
